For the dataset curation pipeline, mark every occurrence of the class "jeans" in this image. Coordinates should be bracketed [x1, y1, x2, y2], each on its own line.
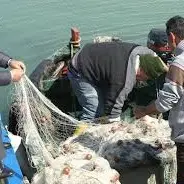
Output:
[68, 70, 104, 121]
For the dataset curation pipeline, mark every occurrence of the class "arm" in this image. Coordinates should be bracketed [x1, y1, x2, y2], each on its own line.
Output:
[0, 51, 12, 68]
[0, 72, 12, 85]
[134, 64, 184, 118]
[155, 64, 184, 111]
[0, 51, 12, 85]
[134, 102, 160, 119]
[106, 53, 140, 121]
[104, 84, 126, 122]
[0, 51, 25, 86]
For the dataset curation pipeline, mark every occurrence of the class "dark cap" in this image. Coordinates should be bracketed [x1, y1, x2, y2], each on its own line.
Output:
[147, 28, 168, 46]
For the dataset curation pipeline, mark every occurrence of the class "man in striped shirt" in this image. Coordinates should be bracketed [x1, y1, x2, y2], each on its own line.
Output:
[134, 15, 184, 184]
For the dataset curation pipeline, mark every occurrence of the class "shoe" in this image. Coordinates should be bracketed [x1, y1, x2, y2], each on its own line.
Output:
[0, 167, 14, 179]
[3, 142, 11, 149]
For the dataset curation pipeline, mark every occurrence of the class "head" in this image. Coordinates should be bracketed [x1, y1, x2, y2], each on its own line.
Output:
[136, 67, 149, 81]
[136, 54, 168, 81]
[166, 15, 184, 50]
[147, 28, 173, 63]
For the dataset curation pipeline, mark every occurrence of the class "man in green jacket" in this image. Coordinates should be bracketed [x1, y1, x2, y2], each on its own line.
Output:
[68, 42, 168, 122]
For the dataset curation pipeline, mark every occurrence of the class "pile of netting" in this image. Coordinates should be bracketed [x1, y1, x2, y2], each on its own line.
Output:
[12, 75, 176, 184]
[12, 75, 120, 184]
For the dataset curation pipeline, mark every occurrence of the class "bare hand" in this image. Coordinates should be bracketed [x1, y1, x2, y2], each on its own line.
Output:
[133, 106, 146, 119]
[10, 69, 24, 82]
[9, 60, 26, 72]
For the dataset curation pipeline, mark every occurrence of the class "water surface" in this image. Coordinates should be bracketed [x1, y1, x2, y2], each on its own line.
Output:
[0, 0, 183, 123]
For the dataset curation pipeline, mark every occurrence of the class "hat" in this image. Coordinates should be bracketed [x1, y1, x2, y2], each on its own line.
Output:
[139, 54, 168, 79]
[147, 28, 168, 46]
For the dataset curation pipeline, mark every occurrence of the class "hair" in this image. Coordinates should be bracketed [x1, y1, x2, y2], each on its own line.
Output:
[166, 15, 184, 39]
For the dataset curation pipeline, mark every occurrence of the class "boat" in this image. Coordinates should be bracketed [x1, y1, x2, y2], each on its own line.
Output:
[28, 27, 173, 119]
[0, 113, 23, 184]
[8, 28, 175, 184]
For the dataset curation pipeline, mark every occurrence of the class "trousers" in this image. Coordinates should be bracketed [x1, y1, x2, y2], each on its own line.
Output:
[67, 68, 104, 121]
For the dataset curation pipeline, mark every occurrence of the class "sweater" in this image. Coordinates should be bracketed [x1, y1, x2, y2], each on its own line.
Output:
[155, 40, 184, 143]
[72, 42, 155, 119]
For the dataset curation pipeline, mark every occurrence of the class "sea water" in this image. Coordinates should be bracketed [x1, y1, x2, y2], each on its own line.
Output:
[0, 0, 183, 124]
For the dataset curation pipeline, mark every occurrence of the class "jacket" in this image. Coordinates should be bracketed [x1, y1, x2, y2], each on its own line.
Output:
[71, 42, 155, 119]
[155, 40, 184, 143]
[0, 51, 12, 85]
[0, 51, 13, 160]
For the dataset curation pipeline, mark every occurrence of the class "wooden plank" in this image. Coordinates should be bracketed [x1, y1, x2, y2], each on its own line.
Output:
[0, 114, 23, 184]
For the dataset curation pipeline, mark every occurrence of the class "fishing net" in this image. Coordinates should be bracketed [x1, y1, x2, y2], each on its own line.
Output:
[12, 75, 176, 184]
[12, 34, 176, 183]
[13, 75, 78, 168]
[13, 76, 176, 184]
[12, 75, 120, 184]
[0, 30, 173, 184]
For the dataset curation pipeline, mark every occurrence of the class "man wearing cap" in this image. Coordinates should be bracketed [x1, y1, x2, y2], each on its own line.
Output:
[147, 28, 173, 64]
[134, 15, 184, 183]
[132, 28, 174, 119]
[68, 41, 168, 122]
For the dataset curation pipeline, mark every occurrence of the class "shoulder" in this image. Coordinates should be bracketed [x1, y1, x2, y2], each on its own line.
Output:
[131, 46, 156, 56]
[172, 53, 184, 71]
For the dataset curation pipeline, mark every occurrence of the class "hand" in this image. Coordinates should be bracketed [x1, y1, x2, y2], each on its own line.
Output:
[9, 60, 26, 72]
[108, 116, 121, 123]
[10, 69, 24, 82]
[133, 106, 146, 119]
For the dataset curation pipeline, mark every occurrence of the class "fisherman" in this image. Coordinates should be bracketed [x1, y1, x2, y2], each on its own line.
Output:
[131, 28, 174, 120]
[134, 15, 184, 183]
[67, 41, 168, 122]
[0, 51, 25, 178]
[147, 28, 174, 64]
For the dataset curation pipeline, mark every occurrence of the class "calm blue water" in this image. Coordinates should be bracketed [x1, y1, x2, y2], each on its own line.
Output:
[0, 0, 183, 123]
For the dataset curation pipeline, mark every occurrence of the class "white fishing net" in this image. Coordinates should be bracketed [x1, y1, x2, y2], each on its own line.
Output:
[12, 75, 176, 184]
[13, 75, 120, 184]
[13, 75, 78, 168]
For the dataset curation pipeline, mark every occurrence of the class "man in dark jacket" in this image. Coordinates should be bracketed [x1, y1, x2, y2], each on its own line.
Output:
[0, 51, 25, 178]
[68, 42, 168, 122]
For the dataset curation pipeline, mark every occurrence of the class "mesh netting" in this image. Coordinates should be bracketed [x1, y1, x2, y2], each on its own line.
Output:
[12, 75, 176, 184]
[13, 75, 121, 184]
[13, 75, 79, 168]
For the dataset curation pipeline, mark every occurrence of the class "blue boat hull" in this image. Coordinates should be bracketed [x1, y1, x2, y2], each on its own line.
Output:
[0, 114, 23, 184]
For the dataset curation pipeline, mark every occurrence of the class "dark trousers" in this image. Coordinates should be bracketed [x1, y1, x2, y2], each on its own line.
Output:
[176, 143, 184, 184]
